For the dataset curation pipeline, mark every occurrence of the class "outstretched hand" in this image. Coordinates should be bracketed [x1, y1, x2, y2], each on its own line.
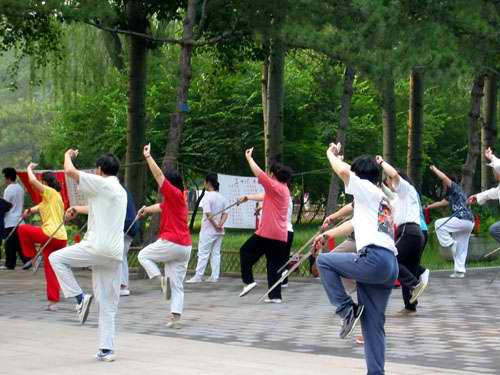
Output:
[137, 206, 148, 218]
[485, 147, 494, 162]
[467, 195, 477, 205]
[237, 195, 249, 204]
[313, 235, 325, 256]
[375, 155, 384, 165]
[65, 207, 78, 221]
[143, 143, 151, 158]
[27, 162, 38, 170]
[327, 142, 342, 157]
[245, 148, 254, 160]
[65, 149, 79, 160]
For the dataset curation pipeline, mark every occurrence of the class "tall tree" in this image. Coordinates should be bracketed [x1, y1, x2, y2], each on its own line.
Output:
[407, 67, 424, 190]
[462, 74, 485, 194]
[377, 75, 397, 164]
[325, 64, 355, 214]
[481, 73, 498, 189]
[125, 0, 149, 205]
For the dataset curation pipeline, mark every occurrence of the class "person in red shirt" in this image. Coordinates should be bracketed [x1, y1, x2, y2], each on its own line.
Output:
[137, 144, 192, 329]
[238, 148, 292, 303]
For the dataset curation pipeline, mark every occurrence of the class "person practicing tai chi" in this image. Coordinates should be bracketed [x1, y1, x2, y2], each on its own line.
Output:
[315, 143, 398, 375]
[378, 157, 429, 316]
[426, 165, 474, 278]
[187, 174, 228, 284]
[238, 148, 292, 303]
[137, 143, 192, 329]
[468, 148, 500, 245]
[120, 186, 139, 296]
[1, 167, 29, 270]
[49, 150, 127, 362]
[18, 163, 68, 311]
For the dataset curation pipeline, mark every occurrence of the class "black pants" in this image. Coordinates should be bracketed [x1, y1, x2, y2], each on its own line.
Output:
[415, 230, 428, 277]
[240, 234, 287, 299]
[282, 231, 294, 284]
[4, 227, 28, 269]
[396, 223, 425, 311]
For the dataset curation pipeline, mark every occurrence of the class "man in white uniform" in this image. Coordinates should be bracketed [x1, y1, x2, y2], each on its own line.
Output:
[49, 150, 127, 362]
[187, 174, 228, 283]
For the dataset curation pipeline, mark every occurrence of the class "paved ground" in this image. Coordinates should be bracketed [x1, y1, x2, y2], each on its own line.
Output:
[1, 267, 500, 374]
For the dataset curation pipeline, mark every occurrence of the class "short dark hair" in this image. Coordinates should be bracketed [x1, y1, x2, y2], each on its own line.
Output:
[165, 169, 184, 192]
[351, 155, 380, 184]
[95, 153, 120, 176]
[2, 167, 17, 182]
[42, 172, 61, 192]
[205, 173, 219, 191]
[270, 162, 293, 184]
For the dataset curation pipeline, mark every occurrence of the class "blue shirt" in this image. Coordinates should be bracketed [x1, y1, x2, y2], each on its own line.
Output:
[123, 186, 138, 237]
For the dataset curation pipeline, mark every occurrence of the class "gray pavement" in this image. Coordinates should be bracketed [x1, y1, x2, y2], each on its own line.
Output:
[1, 267, 500, 374]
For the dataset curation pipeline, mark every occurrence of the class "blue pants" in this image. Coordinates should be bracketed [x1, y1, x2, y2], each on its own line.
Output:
[317, 246, 398, 375]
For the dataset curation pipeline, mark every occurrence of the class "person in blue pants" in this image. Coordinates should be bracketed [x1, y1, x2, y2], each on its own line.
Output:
[314, 143, 399, 375]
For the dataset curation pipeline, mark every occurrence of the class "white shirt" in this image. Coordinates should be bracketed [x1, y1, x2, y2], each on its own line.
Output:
[477, 184, 500, 205]
[3, 183, 24, 228]
[78, 172, 127, 260]
[393, 178, 421, 226]
[200, 191, 227, 235]
[345, 172, 397, 255]
[287, 196, 293, 232]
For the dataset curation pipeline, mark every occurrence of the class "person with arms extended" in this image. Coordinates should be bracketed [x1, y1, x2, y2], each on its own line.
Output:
[49, 150, 127, 362]
[19, 163, 68, 311]
[315, 143, 398, 375]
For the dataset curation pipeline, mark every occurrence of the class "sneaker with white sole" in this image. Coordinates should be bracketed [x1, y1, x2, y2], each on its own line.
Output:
[46, 303, 58, 311]
[120, 288, 131, 296]
[165, 315, 181, 329]
[409, 280, 428, 304]
[450, 272, 465, 279]
[206, 277, 218, 283]
[281, 283, 288, 288]
[339, 303, 364, 339]
[186, 276, 203, 284]
[77, 294, 93, 325]
[96, 350, 115, 362]
[264, 298, 282, 304]
[239, 282, 257, 297]
[419, 269, 430, 285]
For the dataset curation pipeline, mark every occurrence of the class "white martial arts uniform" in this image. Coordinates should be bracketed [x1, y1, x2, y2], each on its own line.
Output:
[193, 191, 227, 281]
[49, 172, 127, 351]
[138, 239, 191, 314]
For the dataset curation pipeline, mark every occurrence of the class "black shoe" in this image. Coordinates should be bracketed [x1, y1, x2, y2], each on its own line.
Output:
[339, 303, 364, 339]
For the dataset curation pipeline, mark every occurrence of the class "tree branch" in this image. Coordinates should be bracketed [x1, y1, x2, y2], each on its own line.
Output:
[86, 20, 244, 47]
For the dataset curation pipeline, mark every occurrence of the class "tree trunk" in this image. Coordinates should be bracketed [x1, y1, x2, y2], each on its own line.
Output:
[125, 0, 148, 206]
[102, 31, 125, 73]
[265, 26, 285, 167]
[163, 0, 197, 170]
[481, 73, 498, 190]
[262, 49, 270, 169]
[407, 67, 424, 191]
[325, 65, 355, 215]
[380, 77, 397, 163]
[462, 74, 485, 195]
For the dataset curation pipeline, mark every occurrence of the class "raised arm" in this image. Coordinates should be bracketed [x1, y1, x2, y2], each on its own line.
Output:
[430, 165, 452, 188]
[425, 199, 449, 210]
[143, 143, 165, 187]
[138, 203, 162, 217]
[64, 149, 80, 183]
[326, 143, 350, 185]
[26, 162, 45, 193]
[376, 156, 400, 186]
[245, 148, 264, 177]
[322, 203, 353, 229]
[238, 193, 265, 204]
[314, 220, 354, 254]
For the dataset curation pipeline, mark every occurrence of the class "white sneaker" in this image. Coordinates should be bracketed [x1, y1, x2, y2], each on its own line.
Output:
[281, 283, 289, 288]
[186, 276, 203, 283]
[450, 272, 465, 279]
[409, 281, 428, 304]
[0, 265, 8, 270]
[419, 269, 430, 285]
[165, 315, 181, 329]
[120, 288, 131, 296]
[239, 282, 257, 297]
[207, 277, 218, 283]
[46, 303, 58, 311]
[264, 298, 282, 304]
[77, 294, 93, 325]
[96, 350, 115, 362]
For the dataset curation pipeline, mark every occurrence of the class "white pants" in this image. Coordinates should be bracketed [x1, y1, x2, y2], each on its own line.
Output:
[121, 235, 133, 287]
[49, 243, 121, 351]
[194, 233, 223, 280]
[138, 239, 191, 314]
[435, 217, 474, 273]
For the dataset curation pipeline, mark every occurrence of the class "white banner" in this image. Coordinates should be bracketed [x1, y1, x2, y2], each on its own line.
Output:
[218, 173, 264, 229]
[65, 169, 95, 207]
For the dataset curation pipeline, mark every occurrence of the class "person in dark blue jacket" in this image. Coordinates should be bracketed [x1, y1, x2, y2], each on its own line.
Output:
[120, 186, 139, 296]
[0, 198, 12, 261]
